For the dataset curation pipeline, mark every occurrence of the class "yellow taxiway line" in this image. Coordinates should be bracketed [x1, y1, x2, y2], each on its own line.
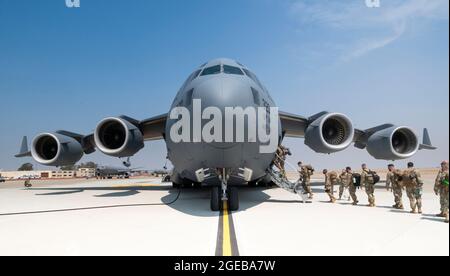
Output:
[222, 201, 232, 256]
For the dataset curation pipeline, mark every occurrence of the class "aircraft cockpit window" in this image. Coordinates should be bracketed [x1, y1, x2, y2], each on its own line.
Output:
[201, 65, 221, 76]
[223, 65, 244, 75]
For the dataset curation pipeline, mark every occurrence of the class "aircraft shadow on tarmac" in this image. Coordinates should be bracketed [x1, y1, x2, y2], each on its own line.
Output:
[165, 187, 307, 217]
[31, 185, 169, 197]
[21, 182, 329, 217]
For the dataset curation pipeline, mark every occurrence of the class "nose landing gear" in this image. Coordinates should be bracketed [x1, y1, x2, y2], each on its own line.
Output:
[210, 169, 239, 211]
[210, 186, 239, 211]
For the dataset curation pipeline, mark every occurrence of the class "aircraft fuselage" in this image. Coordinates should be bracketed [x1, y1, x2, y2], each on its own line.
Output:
[165, 58, 282, 185]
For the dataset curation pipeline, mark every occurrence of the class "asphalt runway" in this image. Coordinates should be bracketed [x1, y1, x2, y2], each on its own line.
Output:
[0, 177, 448, 256]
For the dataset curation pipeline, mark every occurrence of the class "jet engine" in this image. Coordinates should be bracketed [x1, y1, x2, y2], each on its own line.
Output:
[31, 133, 84, 166]
[366, 126, 419, 160]
[305, 113, 355, 154]
[94, 117, 144, 157]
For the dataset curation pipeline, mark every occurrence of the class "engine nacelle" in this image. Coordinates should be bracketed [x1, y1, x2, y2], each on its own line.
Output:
[305, 113, 355, 154]
[366, 126, 419, 160]
[94, 117, 144, 157]
[31, 133, 83, 166]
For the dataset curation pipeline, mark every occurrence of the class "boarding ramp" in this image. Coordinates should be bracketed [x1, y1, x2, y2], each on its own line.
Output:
[267, 168, 308, 203]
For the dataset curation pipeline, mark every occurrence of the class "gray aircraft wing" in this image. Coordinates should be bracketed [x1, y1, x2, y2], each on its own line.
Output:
[138, 113, 168, 141]
[278, 111, 309, 138]
[279, 110, 435, 160]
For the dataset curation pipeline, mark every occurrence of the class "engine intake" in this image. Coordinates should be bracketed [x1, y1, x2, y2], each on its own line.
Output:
[366, 126, 419, 160]
[305, 113, 354, 153]
[94, 117, 144, 157]
[31, 133, 83, 166]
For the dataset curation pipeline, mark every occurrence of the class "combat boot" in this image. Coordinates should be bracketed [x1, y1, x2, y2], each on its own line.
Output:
[398, 204, 404, 210]
[410, 208, 418, 214]
[436, 212, 445, 217]
[418, 208, 423, 214]
[352, 201, 359, 206]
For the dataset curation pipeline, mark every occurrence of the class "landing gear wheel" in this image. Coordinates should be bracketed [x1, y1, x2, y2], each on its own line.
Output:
[172, 182, 181, 189]
[193, 182, 202, 189]
[227, 187, 239, 211]
[248, 181, 258, 187]
[211, 186, 221, 211]
[258, 181, 269, 188]
[182, 182, 193, 189]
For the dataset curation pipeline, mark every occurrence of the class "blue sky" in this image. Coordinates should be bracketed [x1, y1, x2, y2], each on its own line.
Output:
[0, 0, 448, 171]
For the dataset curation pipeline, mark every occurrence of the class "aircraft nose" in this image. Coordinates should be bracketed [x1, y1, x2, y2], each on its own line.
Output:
[194, 76, 254, 108]
[190, 76, 257, 150]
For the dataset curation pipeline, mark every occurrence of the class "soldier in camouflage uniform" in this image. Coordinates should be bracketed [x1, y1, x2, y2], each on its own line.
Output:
[403, 162, 423, 214]
[338, 169, 350, 200]
[387, 164, 404, 210]
[340, 167, 358, 204]
[385, 169, 392, 192]
[347, 168, 359, 205]
[323, 169, 337, 203]
[361, 164, 376, 207]
[298, 161, 314, 199]
[434, 161, 449, 223]
[274, 145, 291, 178]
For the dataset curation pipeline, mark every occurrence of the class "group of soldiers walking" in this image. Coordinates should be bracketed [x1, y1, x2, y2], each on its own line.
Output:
[294, 159, 449, 224]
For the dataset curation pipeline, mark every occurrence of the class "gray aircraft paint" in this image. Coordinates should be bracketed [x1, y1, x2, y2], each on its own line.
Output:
[165, 58, 282, 184]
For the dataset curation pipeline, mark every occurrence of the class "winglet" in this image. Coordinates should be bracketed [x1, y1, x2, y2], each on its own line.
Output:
[419, 128, 437, 150]
[15, 136, 32, 158]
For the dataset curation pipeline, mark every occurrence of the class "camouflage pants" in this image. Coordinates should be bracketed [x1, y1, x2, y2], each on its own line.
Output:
[349, 184, 358, 203]
[325, 183, 335, 202]
[406, 186, 422, 211]
[339, 183, 348, 198]
[275, 160, 286, 178]
[392, 183, 403, 207]
[302, 179, 313, 195]
[439, 187, 449, 214]
[365, 184, 375, 205]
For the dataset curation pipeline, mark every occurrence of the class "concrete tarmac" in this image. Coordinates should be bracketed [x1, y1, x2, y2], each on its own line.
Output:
[0, 177, 448, 256]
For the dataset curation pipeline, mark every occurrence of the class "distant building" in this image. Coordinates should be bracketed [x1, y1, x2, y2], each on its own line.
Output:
[50, 171, 76, 178]
[77, 168, 96, 178]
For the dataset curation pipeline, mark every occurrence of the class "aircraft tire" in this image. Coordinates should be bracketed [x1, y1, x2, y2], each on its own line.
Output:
[228, 187, 239, 211]
[211, 186, 221, 211]
[172, 182, 181, 189]
[193, 182, 202, 189]
[248, 181, 258, 187]
[182, 180, 193, 188]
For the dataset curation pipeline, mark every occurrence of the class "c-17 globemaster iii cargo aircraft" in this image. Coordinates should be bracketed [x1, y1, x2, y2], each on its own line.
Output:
[15, 58, 436, 211]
